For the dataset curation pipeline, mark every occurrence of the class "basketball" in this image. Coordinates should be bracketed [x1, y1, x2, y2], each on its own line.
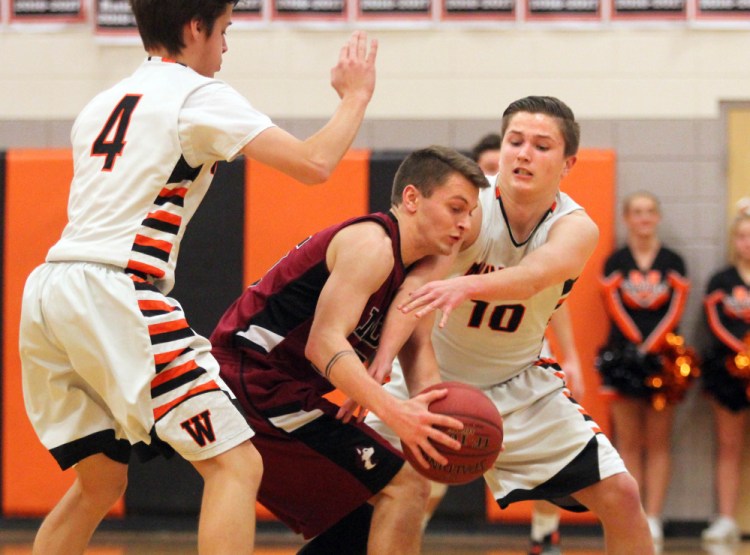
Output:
[400, 381, 503, 485]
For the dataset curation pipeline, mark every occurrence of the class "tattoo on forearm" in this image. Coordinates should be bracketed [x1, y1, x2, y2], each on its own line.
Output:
[324, 350, 357, 379]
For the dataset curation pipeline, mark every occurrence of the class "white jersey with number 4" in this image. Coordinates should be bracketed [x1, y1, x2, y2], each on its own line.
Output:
[433, 180, 583, 388]
[47, 57, 274, 294]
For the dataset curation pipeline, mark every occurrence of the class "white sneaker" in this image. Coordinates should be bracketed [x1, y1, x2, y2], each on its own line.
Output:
[702, 516, 741, 543]
[702, 544, 739, 555]
[647, 515, 663, 543]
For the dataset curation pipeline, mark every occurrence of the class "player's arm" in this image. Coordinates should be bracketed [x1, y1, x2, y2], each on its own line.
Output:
[305, 223, 461, 466]
[242, 31, 377, 184]
[401, 210, 599, 327]
[336, 252, 459, 423]
[370, 253, 457, 382]
[547, 303, 584, 398]
[398, 312, 441, 396]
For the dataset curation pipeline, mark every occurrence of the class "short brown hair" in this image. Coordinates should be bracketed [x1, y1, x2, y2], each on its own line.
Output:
[500, 96, 580, 158]
[470, 133, 501, 163]
[391, 145, 489, 206]
[129, 0, 236, 55]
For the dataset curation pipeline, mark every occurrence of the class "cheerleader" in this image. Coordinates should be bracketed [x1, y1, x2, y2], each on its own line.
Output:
[597, 191, 690, 543]
[701, 200, 750, 544]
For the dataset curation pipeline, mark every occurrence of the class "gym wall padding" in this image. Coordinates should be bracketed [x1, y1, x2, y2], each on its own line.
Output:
[0, 147, 616, 529]
[0, 151, 4, 510]
[368, 150, 411, 213]
[1, 149, 125, 517]
[244, 150, 370, 285]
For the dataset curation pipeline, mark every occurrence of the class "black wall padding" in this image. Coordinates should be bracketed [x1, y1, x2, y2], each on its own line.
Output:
[125, 159, 246, 516]
[368, 150, 411, 213]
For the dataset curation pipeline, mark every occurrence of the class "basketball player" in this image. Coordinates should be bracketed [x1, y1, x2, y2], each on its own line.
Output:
[410, 130, 585, 555]
[364, 96, 655, 554]
[470, 131, 586, 555]
[18, 1, 377, 554]
[464, 129, 586, 555]
[210, 146, 489, 555]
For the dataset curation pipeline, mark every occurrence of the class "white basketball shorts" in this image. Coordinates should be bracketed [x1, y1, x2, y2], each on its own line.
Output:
[365, 361, 626, 510]
[19, 261, 254, 469]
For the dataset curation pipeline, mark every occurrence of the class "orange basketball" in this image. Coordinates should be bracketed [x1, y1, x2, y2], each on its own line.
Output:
[401, 381, 503, 485]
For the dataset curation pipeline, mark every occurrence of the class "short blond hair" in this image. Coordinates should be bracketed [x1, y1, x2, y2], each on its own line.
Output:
[622, 190, 661, 216]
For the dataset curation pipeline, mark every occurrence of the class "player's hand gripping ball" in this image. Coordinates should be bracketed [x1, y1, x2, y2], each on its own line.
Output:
[401, 381, 503, 484]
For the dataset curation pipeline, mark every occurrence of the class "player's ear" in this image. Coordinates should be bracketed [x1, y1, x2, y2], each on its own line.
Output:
[185, 17, 203, 42]
[402, 184, 419, 213]
[561, 155, 577, 178]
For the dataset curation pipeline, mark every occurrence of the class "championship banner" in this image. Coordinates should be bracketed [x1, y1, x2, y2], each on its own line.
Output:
[441, 0, 515, 21]
[271, 0, 347, 21]
[94, 0, 137, 35]
[234, 0, 264, 20]
[611, 0, 686, 18]
[9, 0, 85, 24]
[695, 0, 750, 19]
[526, 0, 601, 20]
[357, 0, 433, 21]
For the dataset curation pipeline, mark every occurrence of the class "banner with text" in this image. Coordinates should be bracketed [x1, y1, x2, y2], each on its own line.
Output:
[9, 0, 85, 23]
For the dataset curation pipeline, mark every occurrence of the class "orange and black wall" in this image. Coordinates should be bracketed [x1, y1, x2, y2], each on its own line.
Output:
[0, 148, 615, 526]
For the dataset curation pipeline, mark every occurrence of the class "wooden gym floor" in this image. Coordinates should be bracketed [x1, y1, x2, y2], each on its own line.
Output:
[0, 524, 748, 554]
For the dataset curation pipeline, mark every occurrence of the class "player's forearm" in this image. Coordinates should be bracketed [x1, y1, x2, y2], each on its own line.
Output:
[326, 352, 400, 418]
[550, 306, 578, 361]
[306, 331, 396, 415]
[300, 94, 369, 182]
[375, 303, 421, 370]
[461, 265, 546, 302]
[401, 350, 442, 397]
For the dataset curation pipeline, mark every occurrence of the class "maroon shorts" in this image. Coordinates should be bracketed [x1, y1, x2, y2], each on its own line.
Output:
[214, 347, 404, 539]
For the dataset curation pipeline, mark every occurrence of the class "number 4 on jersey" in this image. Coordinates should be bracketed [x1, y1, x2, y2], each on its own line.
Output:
[91, 94, 142, 171]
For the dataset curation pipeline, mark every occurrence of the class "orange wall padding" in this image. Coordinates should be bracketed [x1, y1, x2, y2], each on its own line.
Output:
[485, 149, 617, 525]
[244, 150, 370, 519]
[1, 149, 125, 517]
[1, 147, 615, 528]
[244, 150, 370, 285]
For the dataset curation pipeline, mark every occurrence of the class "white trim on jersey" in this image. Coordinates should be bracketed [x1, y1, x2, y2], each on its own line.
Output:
[236, 325, 285, 353]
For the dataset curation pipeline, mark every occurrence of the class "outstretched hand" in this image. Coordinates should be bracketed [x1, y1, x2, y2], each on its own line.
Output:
[398, 277, 468, 328]
[331, 30, 378, 103]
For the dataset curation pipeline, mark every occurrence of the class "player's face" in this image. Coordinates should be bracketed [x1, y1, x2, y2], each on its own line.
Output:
[415, 174, 479, 256]
[498, 112, 574, 196]
[624, 195, 661, 239]
[194, 5, 232, 78]
[734, 218, 750, 263]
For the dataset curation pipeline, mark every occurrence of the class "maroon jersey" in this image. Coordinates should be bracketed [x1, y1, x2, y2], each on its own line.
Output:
[211, 211, 406, 412]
